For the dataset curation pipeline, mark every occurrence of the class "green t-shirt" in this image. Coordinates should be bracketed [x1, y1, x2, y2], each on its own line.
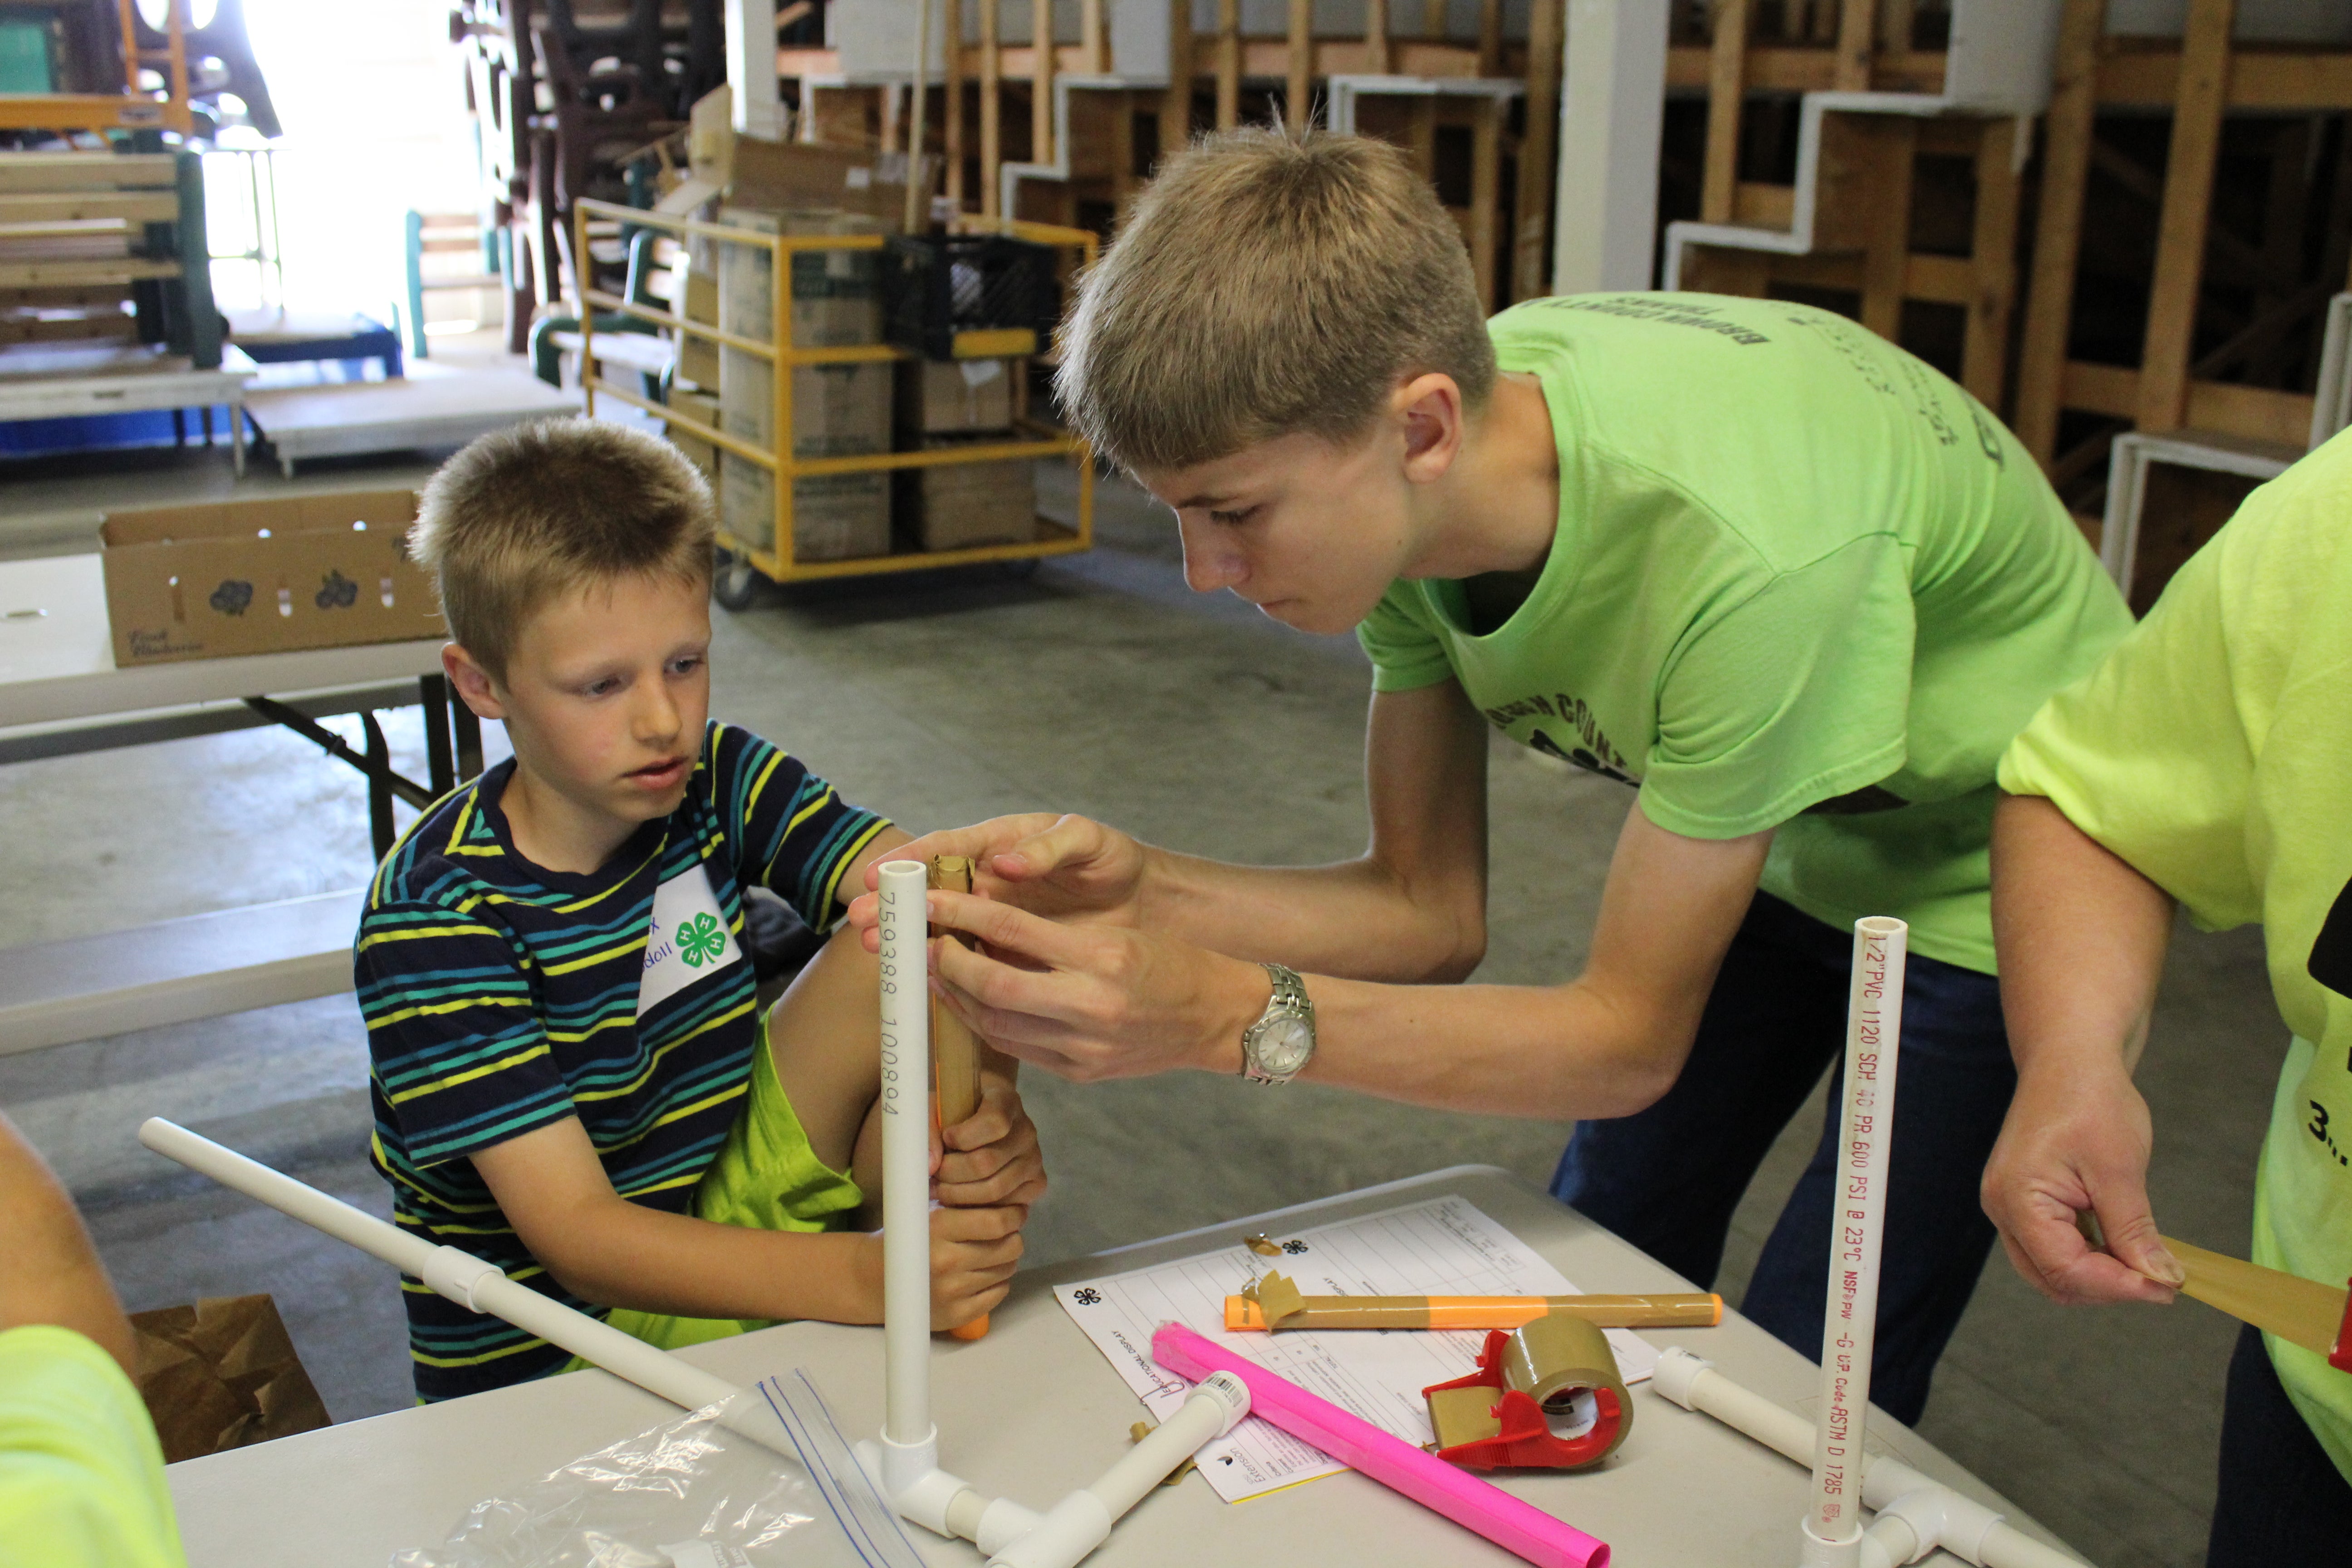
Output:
[0, 1325, 187, 1568]
[1998, 427, 2352, 1480]
[1356, 294, 2132, 971]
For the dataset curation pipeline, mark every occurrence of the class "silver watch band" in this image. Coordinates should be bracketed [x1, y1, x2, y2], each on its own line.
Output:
[1240, 962, 1315, 1086]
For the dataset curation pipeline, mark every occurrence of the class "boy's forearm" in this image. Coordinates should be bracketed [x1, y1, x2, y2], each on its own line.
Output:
[1990, 793, 2175, 1085]
[539, 1199, 884, 1325]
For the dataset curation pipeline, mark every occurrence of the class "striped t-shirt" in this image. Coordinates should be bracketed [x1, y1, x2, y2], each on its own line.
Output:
[357, 720, 890, 1401]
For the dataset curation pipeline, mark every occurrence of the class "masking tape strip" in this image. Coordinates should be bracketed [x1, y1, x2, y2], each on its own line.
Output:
[1227, 1276, 1720, 1333]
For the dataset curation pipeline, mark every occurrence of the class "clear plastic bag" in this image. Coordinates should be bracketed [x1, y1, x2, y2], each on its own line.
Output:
[390, 1371, 924, 1568]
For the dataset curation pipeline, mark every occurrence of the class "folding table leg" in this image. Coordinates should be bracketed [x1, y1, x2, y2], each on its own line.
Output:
[421, 674, 456, 798]
[451, 697, 483, 781]
[361, 710, 397, 860]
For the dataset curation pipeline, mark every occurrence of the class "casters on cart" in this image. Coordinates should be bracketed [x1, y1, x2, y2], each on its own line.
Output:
[712, 548, 767, 612]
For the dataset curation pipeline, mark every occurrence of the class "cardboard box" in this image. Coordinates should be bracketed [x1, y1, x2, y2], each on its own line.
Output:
[727, 137, 932, 233]
[716, 206, 893, 563]
[677, 267, 719, 389]
[898, 357, 1015, 436]
[914, 445, 1038, 552]
[667, 386, 720, 487]
[100, 489, 439, 665]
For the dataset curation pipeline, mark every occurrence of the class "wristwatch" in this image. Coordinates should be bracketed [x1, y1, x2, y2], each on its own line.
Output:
[1240, 963, 1316, 1086]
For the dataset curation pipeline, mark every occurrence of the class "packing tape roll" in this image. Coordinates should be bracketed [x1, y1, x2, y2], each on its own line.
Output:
[1501, 1312, 1632, 1462]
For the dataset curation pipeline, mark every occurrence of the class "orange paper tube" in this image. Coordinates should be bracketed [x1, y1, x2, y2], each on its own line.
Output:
[1224, 1293, 1723, 1333]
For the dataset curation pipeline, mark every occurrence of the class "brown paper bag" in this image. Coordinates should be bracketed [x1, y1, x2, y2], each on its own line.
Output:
[129, 1294, 332, 1463]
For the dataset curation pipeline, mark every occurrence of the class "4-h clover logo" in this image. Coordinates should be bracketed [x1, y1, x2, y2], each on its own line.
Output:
[1071, 1288, 1102, 1306]
[676, 912, 727, 968]
[1280, 1240, 1308, 1255]
[315, 569, 358, 610]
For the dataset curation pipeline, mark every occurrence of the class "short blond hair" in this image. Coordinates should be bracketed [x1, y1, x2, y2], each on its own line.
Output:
[409, 418, 715, 681]
[1056, 130, 1496, 474]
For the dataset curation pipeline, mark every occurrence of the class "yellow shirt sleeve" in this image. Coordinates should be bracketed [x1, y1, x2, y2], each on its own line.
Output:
[1996, 492, 2265, 930]
[0, 1324, 187, 1568]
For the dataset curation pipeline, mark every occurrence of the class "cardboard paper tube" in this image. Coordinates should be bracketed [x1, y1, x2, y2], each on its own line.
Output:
[928, 856, 985, 1127]
[928, 855, 992, 1343]
[1225, 1286, 1720, 1333]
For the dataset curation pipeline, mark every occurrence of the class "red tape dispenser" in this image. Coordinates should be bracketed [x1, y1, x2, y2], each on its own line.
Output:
[1422, 1311, 1632, 1470]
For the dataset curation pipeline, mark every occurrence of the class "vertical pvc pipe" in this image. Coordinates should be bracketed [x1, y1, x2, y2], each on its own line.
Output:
[1803, 916, 1906, 1564]
[877, 860, 936, 1471]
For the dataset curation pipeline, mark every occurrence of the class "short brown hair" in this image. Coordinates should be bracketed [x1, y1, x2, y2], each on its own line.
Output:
[409, 418, 715, 681]
[1055, 129, 1496, 474]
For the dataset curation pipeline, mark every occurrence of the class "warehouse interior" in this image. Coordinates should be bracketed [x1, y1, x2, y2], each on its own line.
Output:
[1, 5, 2345, 1568]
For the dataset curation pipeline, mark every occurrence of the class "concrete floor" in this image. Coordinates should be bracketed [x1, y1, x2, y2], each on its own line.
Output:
[0, 418, 2284, 1568]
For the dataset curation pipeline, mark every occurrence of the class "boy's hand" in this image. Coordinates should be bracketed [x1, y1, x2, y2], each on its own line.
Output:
[935, 1072, 1047, 1210]
[849, 813, 1151, 946]
[929, 1202, 1024, 1331]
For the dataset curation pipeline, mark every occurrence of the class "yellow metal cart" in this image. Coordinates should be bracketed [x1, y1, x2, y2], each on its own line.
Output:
[572, 197, 1095, 599]
[0, 0, 192, 134]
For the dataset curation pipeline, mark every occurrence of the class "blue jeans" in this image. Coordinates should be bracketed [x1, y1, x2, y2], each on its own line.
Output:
[1550, 893, 2013, 1425]
[2206, 1324, 2352, 1565]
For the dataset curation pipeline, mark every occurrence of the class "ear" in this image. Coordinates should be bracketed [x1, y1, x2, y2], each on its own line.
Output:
[1392, 372, 1467, 485]
[441, 642, 509, 721]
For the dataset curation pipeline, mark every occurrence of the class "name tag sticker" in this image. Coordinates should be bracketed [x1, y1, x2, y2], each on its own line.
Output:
[640, 863, 744, 1015]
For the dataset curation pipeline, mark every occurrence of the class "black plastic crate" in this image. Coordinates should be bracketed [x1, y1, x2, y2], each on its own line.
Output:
[882, 232, 1059, 362]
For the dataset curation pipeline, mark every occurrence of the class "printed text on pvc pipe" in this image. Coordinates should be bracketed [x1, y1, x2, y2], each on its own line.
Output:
[879, 886, 906, 1119]
[1821, 933, 1893, 1530]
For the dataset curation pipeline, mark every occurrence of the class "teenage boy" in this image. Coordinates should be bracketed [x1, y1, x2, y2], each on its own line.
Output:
[1984, 433, 2352, 1563]
[365, 420, 1044, 1402]
[862, 129, 2130, 1420]
[0, 1110, 186, 1567]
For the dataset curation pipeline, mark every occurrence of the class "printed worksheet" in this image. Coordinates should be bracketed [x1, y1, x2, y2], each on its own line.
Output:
[1054, 1194, 1658, 1503]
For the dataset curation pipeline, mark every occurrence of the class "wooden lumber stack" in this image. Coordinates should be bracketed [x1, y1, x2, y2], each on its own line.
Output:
[2014, 0, 2352, 511]
[796, 0, 1568, 309]
[0, 151, 216, 365]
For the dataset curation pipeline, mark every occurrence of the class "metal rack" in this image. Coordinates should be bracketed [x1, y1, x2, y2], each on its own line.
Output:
[572, 197, 1096, 588]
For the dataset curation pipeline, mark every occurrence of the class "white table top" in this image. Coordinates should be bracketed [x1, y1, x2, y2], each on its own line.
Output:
[164, 1168, 2079, 1568]
[0, 554, 447, 728]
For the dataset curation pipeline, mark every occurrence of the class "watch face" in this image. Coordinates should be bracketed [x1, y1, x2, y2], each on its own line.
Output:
[1255, 1015, 1314, 1076]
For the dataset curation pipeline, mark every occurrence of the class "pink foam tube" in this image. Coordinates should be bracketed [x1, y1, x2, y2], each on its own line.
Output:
[1151, 1323, 1609, 1568]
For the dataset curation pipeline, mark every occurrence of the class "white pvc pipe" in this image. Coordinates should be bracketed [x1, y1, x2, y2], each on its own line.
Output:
[987, 1373, 1251, 1568]
[1804, 916, 1907, 1563]
[875, 859, 938, 1492]
[136, 1117, 741, 1416]
[1654, 1350, 2085, 1568]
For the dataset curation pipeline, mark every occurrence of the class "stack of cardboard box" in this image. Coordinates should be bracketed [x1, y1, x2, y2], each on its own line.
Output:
[715, 207, 893, 563]
[898, 357, 1038, 553]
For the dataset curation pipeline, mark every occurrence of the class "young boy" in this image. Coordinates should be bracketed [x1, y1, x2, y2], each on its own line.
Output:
[1984, 431, 2352, 1563]
[870, 128, 2131, 1422]
[364, 420, 1042, 1402]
